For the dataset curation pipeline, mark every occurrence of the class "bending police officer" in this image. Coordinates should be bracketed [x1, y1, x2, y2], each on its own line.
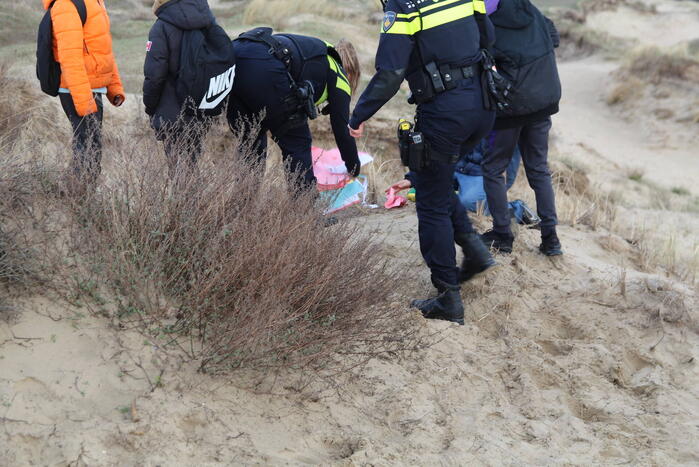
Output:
[228, 29, 362, 188]
[349, 0, 497, 325]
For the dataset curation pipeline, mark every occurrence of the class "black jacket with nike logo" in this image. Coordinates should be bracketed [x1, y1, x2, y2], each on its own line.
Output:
[143, 0, 215, 130]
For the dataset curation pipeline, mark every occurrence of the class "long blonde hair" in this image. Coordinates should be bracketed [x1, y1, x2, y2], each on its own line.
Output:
[335, 39, 361, 95]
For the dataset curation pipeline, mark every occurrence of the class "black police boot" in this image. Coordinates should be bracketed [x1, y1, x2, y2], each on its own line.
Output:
[539, 228, 563, 256]
[410, 276, 445, 314]
[411, 279, 464, 325]
[480, 230, 514, 254]
[455, 232, 496, 283]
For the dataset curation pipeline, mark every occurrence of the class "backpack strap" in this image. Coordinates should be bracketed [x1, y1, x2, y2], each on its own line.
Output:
[237, 27, 292, 69]
[48, 0, 87, 25]
[71, 0, 87, 25]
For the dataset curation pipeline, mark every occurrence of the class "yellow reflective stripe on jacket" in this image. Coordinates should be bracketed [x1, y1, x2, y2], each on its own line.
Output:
[397, 11, 420, 19]
[315, 85, 329, 106]
[316, 55, 352, 105]
[383, 17, 422, 35]
[420, 0, 464, 13]
[422, 2, 475, 30]
[335, 75, 351, 96]
[328, 55, 351, 96]
[383, 0, 481, 35]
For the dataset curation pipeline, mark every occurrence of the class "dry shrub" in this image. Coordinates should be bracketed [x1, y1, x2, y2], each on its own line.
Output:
[70, 122, 421, 375]
[0, 3, 43, 47]
[626, 48, 699, 84]
[0, 152, 61, 287]
[0, 63, 64, 150]
[555, 22, 604, 60]
[0, 65, 66, 292]
[243, 0, 344, 28]
[550, 159, 618, 230]
[606, 76, 645, 105]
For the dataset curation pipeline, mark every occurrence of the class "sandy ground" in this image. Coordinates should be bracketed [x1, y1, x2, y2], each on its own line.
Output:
[2, 0, 699, 465]
[555, 58, 699, 192]
[2, 214, 698, 465]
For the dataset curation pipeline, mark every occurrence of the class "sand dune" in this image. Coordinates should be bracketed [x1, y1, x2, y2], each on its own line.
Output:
[2, 0, 698, 464]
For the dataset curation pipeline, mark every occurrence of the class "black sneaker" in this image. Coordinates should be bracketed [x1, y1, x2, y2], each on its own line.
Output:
[480, 230, 514, 254]
[539, 230, 563, 256]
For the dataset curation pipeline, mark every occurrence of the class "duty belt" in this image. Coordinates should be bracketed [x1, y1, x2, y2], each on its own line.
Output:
[440, 64, 476, 87]
[425, 62, 477, 93]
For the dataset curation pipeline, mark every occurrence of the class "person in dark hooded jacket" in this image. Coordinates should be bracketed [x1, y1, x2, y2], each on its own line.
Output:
[143, 0, 216, 179]
[480, 0, 564, 256]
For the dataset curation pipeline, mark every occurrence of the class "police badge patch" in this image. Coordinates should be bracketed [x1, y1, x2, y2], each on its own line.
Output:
[382, 11, 397, 32]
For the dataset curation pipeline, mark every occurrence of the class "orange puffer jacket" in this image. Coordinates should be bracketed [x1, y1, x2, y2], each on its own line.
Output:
[43, 0, 125, 116]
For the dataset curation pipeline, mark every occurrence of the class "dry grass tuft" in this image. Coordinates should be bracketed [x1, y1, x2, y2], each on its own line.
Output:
[0, 66, 65, 289]
[243, 0, 346, 28]
[625, 47, 699, 85]
[606, 76, 645, 105]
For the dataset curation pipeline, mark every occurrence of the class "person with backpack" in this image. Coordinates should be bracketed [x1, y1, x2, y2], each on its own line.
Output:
[479, 0, 564, 256]
[144, 0, 235, 179]
[227, 29, 362, 188]
[39, 0, 125, 185]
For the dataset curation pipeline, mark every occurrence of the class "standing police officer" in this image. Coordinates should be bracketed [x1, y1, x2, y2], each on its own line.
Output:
[349, 0, 496, 325]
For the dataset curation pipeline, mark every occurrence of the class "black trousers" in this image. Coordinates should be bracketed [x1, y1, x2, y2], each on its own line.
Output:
[59, 93, 103, 183]
[157, 121, 207, 180]
[482, 117, 558, 235]
[411, 74, 495, 286]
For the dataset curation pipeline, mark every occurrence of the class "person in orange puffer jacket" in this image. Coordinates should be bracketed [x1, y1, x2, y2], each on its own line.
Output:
[43, 0, 125, 184]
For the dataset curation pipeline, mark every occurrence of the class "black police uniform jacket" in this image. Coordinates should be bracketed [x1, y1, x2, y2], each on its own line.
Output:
[278, 34, 360, 173]
[143, 0, 215, 130]
[350, 0, 490, 129]
[232, 32, 361, 175]
[490, 0, 562, 130]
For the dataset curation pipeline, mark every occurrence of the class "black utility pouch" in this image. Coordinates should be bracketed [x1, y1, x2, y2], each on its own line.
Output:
[425, 62, 445, 94]
[399, 136, 410, 167]
[480, 66, 496, 111]
[297, 80, 318, 120]
[397, 119, 412, 166]
[408, 132, 428, 172]
[439, 64, 457, 91]
[406, 69, 435, 105]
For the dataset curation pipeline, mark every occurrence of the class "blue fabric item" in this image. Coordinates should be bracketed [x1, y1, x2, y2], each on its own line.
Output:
[455, 138, 521, 181]
[454, 174, 531, 224]
[485, 0, 500, 14]
[455, 174, 487, 212]
[59, 87, 107, 94]
[454, 143, 521, 217]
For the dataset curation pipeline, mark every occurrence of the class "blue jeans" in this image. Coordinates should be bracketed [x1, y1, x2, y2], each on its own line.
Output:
[456, 149, 520, 212]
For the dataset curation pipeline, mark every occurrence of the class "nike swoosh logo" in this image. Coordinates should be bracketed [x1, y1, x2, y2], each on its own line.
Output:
[199, 65, 236, 110]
